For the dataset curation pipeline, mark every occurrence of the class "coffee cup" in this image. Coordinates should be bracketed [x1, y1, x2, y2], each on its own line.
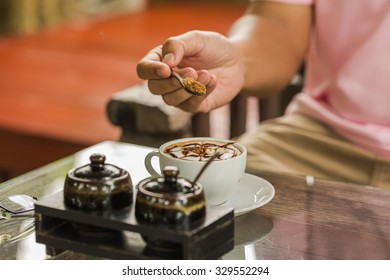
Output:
[144, 137, 247, 205]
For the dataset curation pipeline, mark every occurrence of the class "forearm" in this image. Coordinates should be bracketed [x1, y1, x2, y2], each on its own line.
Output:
[228, 1, 312, 97]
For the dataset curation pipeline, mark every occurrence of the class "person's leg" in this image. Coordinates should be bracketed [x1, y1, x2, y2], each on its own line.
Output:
[236, 114, 384, 187]
[370, 157, 390, 189]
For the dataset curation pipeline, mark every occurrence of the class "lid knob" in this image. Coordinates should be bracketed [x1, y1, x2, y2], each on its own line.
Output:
[162, 166, 181, 192]
[90, 153, 106, 172]
[162, 166, 179, 178]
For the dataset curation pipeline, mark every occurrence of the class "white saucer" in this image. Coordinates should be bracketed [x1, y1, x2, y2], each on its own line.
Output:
[222, 173, 275, 217]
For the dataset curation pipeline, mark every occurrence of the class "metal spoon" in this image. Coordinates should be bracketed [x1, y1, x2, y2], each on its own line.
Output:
[191, 151, 221, 187]
[171, 69, 207, 96]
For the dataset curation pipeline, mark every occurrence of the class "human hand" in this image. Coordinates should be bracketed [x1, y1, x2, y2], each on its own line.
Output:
[136, 30, 245, 113]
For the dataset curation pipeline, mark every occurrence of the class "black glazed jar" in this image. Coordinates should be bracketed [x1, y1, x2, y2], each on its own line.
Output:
[135, 166, 206, 226]
[64, 153, 133, 211]
[135, 166, 206, 251]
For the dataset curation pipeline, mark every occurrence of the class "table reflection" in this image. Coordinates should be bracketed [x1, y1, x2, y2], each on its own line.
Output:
[0, 216, 46, 260]
[223, 212, 273, 260]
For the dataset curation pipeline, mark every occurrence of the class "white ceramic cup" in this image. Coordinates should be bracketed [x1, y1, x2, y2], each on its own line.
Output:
[144, 137, 247, 205]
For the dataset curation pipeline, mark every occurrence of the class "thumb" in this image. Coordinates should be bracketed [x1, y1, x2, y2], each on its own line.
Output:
[161, 31, 204, 68]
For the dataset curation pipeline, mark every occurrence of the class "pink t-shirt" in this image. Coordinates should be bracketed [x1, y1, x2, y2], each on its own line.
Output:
[266, 0, 390, 157]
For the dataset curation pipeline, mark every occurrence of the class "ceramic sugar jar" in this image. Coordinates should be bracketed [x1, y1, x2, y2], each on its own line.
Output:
[135, 166, 206, 250]
[64, 153, 133, 211]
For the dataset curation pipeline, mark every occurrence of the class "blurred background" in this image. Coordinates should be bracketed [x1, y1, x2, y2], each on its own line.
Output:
[0, 0, 254, 182]
[0, 0, 148, 36]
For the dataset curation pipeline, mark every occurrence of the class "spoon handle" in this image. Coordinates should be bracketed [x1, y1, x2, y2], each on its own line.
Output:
[192, 152, 221, 187]
[171, 69, 184, 85]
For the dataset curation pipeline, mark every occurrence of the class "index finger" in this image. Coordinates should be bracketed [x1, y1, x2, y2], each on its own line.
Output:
[161, 31, 207, 68]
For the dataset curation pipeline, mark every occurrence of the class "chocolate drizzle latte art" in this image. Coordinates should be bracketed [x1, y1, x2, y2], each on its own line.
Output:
[164, 141, 241, 162]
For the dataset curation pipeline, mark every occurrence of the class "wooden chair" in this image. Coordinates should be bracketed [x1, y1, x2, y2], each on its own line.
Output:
[106, 68, 304, 147]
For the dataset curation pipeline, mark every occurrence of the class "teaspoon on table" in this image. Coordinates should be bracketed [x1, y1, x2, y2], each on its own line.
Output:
[171, 69, 207, 96]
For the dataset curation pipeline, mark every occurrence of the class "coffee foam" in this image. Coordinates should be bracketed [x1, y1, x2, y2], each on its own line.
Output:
[164, 141, 241, 162]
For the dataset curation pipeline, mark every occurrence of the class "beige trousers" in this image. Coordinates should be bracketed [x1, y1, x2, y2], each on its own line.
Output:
[236, 114, 390, 189]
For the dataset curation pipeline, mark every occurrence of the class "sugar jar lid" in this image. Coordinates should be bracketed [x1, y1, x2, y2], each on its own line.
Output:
[141, 166, 195, 194]
[72, 153, 123, 180]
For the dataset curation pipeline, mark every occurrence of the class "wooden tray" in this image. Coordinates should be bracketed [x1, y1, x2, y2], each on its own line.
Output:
[34, 191, 234, 260]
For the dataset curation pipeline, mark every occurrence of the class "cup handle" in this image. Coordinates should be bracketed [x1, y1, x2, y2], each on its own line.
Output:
[144, 150, 161, 177]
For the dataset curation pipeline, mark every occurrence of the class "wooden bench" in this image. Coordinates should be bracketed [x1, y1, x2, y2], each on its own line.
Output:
[0, 2, 246, 179]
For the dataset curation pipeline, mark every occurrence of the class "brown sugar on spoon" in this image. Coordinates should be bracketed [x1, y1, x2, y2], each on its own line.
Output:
[171, 69, 207, 96]
[182, 77, 207, 96]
